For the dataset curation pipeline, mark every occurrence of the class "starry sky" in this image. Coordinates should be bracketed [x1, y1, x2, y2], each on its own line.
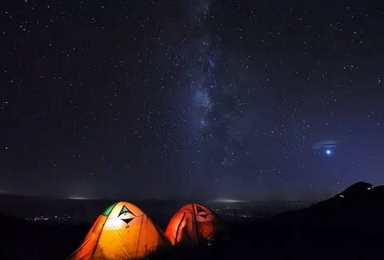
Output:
[1, 0, 384, 200]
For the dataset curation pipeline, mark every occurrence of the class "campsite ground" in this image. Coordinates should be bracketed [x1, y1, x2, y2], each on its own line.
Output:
[1, 182, 384, 260]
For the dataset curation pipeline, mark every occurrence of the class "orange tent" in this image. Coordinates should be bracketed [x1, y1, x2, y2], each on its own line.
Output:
[165, 203, 224, 246]
[68, 201, 168, 260]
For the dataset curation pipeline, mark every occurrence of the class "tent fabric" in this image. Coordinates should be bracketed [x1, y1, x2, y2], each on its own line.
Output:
[165, 203, 223, 246]
[68, 201, 168, 260]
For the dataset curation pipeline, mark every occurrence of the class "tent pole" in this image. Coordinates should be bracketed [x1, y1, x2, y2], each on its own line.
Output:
[192, 203, 200, 246]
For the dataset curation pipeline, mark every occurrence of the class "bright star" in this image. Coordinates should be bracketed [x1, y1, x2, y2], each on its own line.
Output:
[325, 149, 332, 155]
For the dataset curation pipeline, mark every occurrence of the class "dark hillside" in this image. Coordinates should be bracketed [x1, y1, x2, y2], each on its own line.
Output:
[1, 182, 384, 260]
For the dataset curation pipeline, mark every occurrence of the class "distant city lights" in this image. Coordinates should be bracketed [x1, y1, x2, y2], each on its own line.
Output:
[25, 214, 79, 224]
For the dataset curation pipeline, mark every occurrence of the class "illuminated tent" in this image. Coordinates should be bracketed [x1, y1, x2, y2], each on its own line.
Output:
[68, 201, 168, 260]
[165, 203, 224, 246]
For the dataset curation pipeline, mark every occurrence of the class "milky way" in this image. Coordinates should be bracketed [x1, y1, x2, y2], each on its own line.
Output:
[1, 0, 384, 200]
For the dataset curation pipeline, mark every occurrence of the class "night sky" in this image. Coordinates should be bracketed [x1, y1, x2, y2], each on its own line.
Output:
[1, 0, 384, 200]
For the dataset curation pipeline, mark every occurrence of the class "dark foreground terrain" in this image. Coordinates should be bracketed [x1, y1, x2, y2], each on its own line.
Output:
[1, 182, 383, 260]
